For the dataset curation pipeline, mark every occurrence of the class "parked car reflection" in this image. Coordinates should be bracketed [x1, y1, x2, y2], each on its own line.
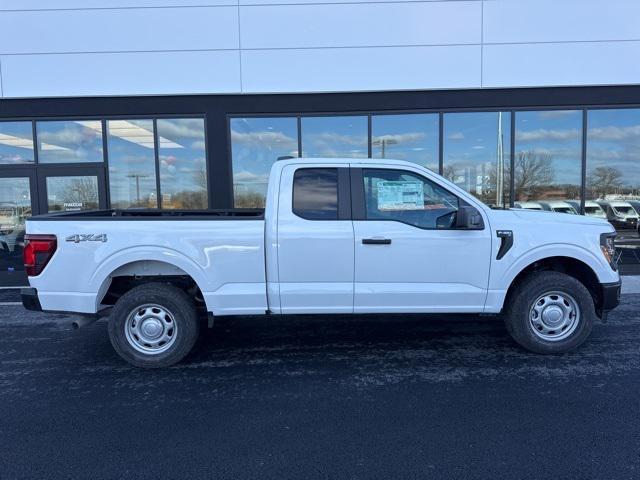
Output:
[0, 203, 28, 253]
[596, 201, 639, 230]
[539, 200, 578, 214]
[513, 201, 543, 211]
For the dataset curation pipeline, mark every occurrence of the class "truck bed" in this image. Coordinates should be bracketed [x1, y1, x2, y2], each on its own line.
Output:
[25, 213, 268, 316]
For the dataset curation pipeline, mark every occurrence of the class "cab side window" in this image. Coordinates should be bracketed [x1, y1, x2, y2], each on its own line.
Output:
[363, 169, 459, 229]
[293, 168, 338, 220]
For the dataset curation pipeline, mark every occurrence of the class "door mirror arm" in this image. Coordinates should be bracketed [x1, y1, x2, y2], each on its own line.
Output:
[455, 205, 484, 230]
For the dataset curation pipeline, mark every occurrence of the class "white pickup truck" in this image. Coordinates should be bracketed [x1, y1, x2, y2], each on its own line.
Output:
[21, 158, 621, 367]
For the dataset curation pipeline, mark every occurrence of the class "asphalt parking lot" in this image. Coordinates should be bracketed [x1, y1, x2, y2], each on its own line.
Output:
[0, 293, 639, 480]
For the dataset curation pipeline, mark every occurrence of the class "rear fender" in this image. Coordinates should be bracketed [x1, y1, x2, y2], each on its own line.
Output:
[90, 246, 209, 311]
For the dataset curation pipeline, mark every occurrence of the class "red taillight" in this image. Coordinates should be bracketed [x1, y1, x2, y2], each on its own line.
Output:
[23, 234, 57, 277]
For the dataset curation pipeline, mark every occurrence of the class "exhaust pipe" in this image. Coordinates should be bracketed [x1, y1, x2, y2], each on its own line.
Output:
[72, 315, 99, 330]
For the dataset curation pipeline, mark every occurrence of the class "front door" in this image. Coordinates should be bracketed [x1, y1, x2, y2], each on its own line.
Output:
[275, 164, 354, 313]
[352, 166, 492, 313]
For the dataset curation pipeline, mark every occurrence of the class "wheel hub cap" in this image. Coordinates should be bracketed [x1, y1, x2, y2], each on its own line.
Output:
[541, 305, 564, 327]
[124, 304, 178, 355]
[529, 291, 580, 342]
[141, 318, 163, 339]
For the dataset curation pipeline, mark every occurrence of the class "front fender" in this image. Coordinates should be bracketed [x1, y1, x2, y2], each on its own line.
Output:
[484, 242, 617, 314]
[497, 243, 615, 290]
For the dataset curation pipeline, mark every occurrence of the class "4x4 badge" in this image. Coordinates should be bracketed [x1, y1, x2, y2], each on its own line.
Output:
[65, 234, 108, 243]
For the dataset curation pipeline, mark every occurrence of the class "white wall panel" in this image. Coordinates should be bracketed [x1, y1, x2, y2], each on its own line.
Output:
[1, 51, 241, 97]
[241, 0, 476, 4]
[240, 2, 481, 49]
[0, 1, 236, 9]
[241, 46, 480, 93]
[0, 7, 239, 54]
[483, 41, 640, 88]
[484, 0, 640, 43]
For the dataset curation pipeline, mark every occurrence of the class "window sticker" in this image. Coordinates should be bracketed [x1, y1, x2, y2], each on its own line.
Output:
[376, 181, 424, 210]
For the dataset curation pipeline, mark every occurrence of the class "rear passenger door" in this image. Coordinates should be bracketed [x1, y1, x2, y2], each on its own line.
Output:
[275, 164, 354, 313]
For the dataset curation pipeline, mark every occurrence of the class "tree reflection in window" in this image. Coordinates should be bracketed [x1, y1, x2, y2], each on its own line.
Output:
[443, 112, 511, 208]
[514, 111, 581, 206]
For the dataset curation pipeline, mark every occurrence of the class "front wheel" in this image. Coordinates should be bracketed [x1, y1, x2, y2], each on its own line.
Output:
[108, 283, 200, 368]
[504, 271, 596, 354]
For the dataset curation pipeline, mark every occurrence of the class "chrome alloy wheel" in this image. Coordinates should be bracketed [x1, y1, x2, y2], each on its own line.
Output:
[529, 291, 580, 342]
[124, 304, 178, 354]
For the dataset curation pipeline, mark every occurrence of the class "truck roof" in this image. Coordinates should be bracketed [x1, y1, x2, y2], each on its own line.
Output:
[277, 157, 423, 168]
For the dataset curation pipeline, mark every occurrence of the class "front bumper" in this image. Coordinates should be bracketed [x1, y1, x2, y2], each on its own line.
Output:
[599, 280, 621, 316]
[21, 287, 42, 312]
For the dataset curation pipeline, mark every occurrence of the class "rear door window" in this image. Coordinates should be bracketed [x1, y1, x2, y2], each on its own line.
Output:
[293, 168, 338, 220]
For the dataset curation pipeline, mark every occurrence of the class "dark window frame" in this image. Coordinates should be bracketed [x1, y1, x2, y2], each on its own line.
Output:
[38, 165, 107, 214]
[103, 115, 209, 210]
[0, 114, 210, 209]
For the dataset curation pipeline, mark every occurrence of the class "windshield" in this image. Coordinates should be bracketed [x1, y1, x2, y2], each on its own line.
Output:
[585, 206, 604, 215]
[553, 207, 575, 214]
[613, 206, 636, 215]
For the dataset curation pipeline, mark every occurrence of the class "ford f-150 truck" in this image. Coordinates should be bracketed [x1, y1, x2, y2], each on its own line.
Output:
[21, 158, 621, 367]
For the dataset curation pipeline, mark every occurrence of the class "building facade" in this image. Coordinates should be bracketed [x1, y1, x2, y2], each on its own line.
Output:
[1, 0, 640, 285]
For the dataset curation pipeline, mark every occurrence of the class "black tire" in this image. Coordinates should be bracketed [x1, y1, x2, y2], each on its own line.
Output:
[108, 283, 199, 368]
[504, 271, 595, 354]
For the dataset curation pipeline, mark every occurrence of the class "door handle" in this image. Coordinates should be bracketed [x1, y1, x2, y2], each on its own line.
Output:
[362, 238, 392, 245]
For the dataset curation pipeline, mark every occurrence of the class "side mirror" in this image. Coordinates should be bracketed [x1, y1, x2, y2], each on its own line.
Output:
[456, 205, 484, 230]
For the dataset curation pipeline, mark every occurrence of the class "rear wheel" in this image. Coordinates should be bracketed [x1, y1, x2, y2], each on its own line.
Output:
[108, 283, 199, 368]
[504, 271, 595, 354]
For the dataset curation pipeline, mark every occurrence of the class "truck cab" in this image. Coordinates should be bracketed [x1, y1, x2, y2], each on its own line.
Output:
[21, 158, 621, 367]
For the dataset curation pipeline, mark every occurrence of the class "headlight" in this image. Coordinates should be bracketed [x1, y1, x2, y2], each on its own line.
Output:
[600, 233, 617, 271]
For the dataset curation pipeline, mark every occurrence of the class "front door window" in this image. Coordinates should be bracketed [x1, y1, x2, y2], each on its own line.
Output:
[363, 169, 459, 229]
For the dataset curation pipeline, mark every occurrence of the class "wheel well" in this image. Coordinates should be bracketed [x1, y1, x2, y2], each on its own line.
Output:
[503, 256, 601, 312]
[99, 260, 204, 308]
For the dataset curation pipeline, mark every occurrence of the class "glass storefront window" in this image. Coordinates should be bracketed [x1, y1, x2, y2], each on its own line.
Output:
[514, 111, 582, 211]
[36, 120, 104, 164]
[0, 177, 31, 279]
[443, 112, 511, 207]
[157, 118, 208, 209]
[0, 122, 35, 164]
[46, 176, 99, 212]
[372, 114, 439, 172]
[231, 117, 298, 208]
[301, 116, 367, 158]
[107, 119, 157, 209]
[587, 108, 640, 272]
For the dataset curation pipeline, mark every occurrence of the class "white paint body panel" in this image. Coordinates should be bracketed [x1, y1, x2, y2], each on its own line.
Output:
[27, 219, 268, 315]
[26, 158, 619, 317]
